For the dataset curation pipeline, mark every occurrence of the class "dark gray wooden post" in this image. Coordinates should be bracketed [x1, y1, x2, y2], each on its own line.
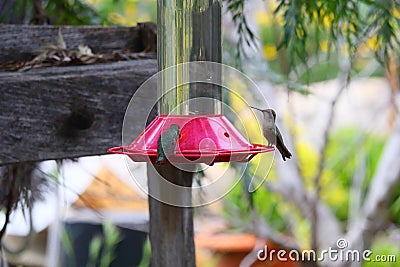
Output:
[147, 165, 195, 266]
[146, 0, 222, 266]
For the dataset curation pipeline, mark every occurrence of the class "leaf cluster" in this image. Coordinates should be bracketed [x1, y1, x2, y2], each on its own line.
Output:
[0, 0, 108, 25]
[274, 0, 400, 72]
[224, 0, 400, 74]
[224, 0, 257, 64]
[365, 0, 400, 64]
[43, 0, 108, 25]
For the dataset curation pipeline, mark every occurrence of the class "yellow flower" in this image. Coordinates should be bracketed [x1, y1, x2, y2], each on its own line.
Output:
[319, 40, 330, 53]
[366, 35, 378, 50]
[263, 44, 278, 61]
[255, 11, 272, 26]
[296, 142, 318, 182]
[125, 3, 138, 18]
[393, 7, 400, 19]
[323, 13, 333, 28]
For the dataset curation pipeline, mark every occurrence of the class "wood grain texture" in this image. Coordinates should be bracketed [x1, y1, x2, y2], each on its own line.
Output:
[0, 60, 157, 165]
[0, 25, 144, 63]
[147, 164, 196, 267]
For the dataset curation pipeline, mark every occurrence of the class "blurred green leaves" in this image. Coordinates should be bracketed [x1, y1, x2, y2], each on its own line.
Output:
[88, 0, 156, 25]
[265, 0, 399, 76]
[61, 221, 121, 267]
[223, 126, 398, 247]
[0, 0, 106, 25]
[0, 0, 156, 26]
[322, 128, 385, 221]
[363, 236, 400, 267]
[99, 221, 121, 267]
[43, 0, 107, 25]
[224, 0, 257, 65]
[366, 1, 400, 65]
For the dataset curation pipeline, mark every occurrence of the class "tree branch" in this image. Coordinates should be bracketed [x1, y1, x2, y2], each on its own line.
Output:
[310, 40, 351, 250]
[250, 209, 301, 251]
[346, 112, 400, 251]
[348, 150, 366, 230]
[267, 133, 343, 250]
[258, 80, 342, 250]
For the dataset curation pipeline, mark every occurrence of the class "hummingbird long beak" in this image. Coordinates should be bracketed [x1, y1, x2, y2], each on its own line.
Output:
[249, 106, 263, 111]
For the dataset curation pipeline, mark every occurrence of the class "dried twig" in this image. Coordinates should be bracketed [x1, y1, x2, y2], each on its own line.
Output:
[8, 28, 156, 72]
[0, 162, 47, 246]
[0, 166, 17, 243]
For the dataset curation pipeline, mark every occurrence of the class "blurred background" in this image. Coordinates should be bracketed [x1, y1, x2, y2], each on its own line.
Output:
[0, 0, 399, 266]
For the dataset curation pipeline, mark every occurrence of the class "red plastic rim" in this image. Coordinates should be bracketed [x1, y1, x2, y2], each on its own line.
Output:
[108, 115, 274, 165]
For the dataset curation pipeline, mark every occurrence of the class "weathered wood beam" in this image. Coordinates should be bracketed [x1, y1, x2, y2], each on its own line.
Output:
[0, 60, 157, 165]
[0, 25, 145, 63]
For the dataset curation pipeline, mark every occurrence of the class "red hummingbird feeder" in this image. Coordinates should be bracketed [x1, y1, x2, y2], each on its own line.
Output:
[108, 0, 273, 165]
[108, 114, 272, 165]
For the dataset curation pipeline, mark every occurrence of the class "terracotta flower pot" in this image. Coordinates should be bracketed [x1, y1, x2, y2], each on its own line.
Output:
[195, 233, 300, 267]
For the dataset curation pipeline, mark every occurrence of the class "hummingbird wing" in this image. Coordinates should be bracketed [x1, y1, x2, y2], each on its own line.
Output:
[156, 126, 180, 165]
[162, 130, 180, 156]
[275, 126, 292, 161]
[263, 126, 277, 147]
[156, 136, 165, 165]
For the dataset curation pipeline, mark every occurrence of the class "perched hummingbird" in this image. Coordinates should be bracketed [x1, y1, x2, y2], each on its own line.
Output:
[155, 124, 180, 165]
[250, 106, 292, 161]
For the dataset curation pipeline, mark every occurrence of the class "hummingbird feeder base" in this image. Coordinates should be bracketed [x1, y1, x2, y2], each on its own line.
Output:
[108, 115, 273, 165]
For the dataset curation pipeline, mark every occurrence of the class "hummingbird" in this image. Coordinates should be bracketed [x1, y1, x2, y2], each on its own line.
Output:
[250, 106, 292, 161]
[155, 124, 180, 165]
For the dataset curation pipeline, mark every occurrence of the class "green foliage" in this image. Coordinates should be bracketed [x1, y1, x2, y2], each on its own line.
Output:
[61, 229, 77, 267]
[367, 1, 400, 64]
[294, 127, 387, 223]
[252, 185, 287, 232]
[363, 236, 400, 267]
[219, 0, 398, 90]
[274, 0, 400, 73]
[89, 0, 156, 25]
[138, 238, 151, 267]
[223, 179, 252, 229]
[44, 0, 107, 25]
[0, 0, 108, 25]
[224, 0, 257, 65]
[223, 167, 287, 232]
[85, 221, 122, 267]
[323, 127, 385, 221]
[87, 235, 102, 267]
[0, 0, 32, 24]
[61, 221, 121, 267]
[389, 194, 400, 225]
[275, 0, 311, 71]
[223, 126, 397, 246]
[98, 221, 121, 267]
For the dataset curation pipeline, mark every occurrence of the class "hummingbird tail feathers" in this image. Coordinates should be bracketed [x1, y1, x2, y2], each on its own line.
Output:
[276, 139, 292, 161]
